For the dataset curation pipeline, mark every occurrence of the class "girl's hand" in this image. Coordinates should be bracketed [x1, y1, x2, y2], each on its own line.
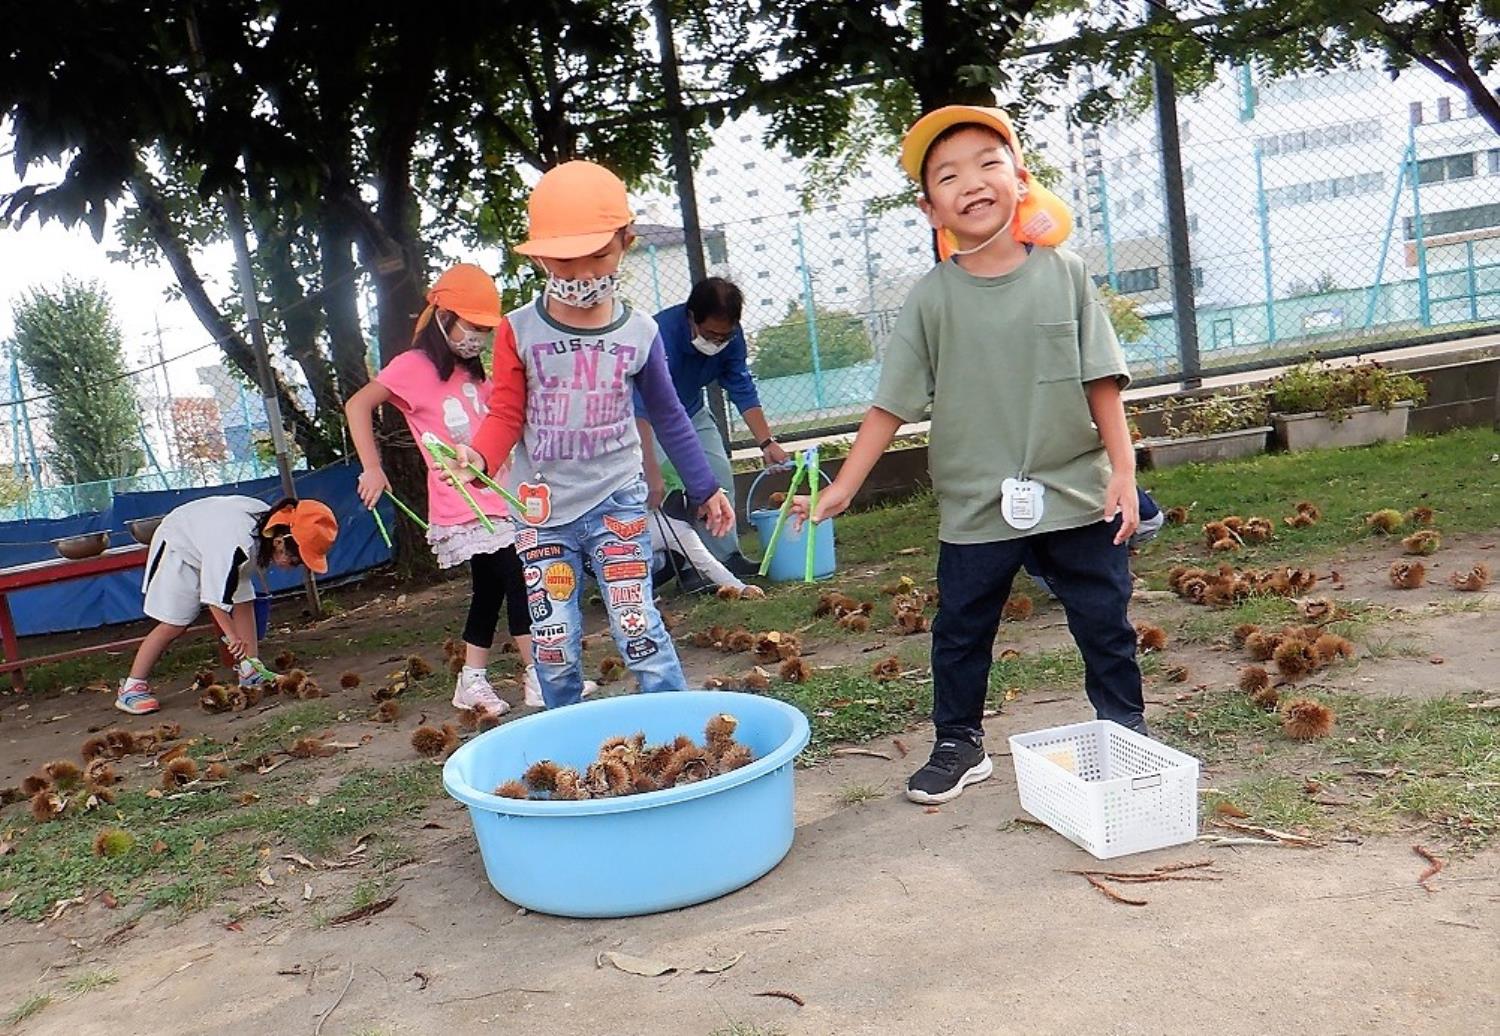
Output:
[221, 634, 248, 661]
[357, 466, 390, 509]
[440, 444, 488, 486]
[1105, 473, 1140, 545]
[697, 489, 735, 538]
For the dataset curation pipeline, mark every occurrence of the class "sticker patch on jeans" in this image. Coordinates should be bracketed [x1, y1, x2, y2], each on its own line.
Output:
[602, 560, 649, 583]
[596, 540, 643, 562]
[543, 562, 577, 601]
[523, 565, 543, 589]
[521, 543, 564, 564]
[624, 637, 658, 662]
[532, 621, 568, 644]
[606, 582, 645, 607]
[615, 606, 648, 638]
[527, 590, 552, 622]
[514, 528, 539, 552]
[535, 646, 566, 665]
[517, 482, 552, 525]
[603, 514, 647, 540]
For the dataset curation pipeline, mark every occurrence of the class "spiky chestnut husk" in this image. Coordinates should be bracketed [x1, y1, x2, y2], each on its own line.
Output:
[1202, 521, 1230, 545]
[20, 774, 50, 796]
[779, 657, 811, 683]
[1451, 564, 1491, 592]
[1312, 633, 1355, 664]
[1402, 531, 1441, 556]
[161, 756, 198, 789]
[1232, 623, 1262, 647]
[374, 700, 400, 723]
[1389, 560, 1426, 589]
[1242, 517, 1274, 543]
[410, 725, 449, 758]
[92, 828, 135, 857]
[743, 669, 771, 691]
[1249, 685, 1281, 710]
[405, 655, 432, 678]
[1366, 508, 1404, 534]
[1282, 698, 1335, 740]
[104, 729, 137, 758]
[204, 762, 229, 781]
[1002, 595, 1034, 621]
[339, 671, 362, 688]
[871, 656, 903, 681]
[1408, 506, 1435, 525]
[1272, 638, 1317, 680]
[44, 760, 82, 788]
[523, 760, 562, 792]
[838, 613, 871, 632]
[1238, 665, 1271, 693]
[494, 780, 530, 800]
[1294, 501, 1322, 519]
[30, 791, 63, 822]
[1244, 632, 1279, 662]
[1135, 624, 1167, 652]
[80, 736, 108, 762]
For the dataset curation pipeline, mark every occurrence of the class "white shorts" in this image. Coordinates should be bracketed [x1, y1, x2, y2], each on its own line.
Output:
[141, 538, 252, 627]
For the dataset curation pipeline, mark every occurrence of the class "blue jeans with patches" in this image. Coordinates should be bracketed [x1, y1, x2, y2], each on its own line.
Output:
[519, 478, 687, 708]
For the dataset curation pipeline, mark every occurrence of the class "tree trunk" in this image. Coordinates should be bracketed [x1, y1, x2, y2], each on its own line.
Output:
[319, 211, 369, 401]
[128, 173, 327, 463]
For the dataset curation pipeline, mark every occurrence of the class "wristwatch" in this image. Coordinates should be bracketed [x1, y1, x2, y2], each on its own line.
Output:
[759, 437, 776, 450]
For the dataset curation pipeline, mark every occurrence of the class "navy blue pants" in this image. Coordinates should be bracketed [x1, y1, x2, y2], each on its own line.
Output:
[931, 518, 1145, 742]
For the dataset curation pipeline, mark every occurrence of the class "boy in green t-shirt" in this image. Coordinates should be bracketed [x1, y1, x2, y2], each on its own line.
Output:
[800, 105, 1145, 805]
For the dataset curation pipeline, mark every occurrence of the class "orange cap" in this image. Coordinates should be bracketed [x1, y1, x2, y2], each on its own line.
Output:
[900, 105, 1073, 254]
[265, 500, 339, 574]
[514, 161, 633, 259]
[426, 264, 502, 328]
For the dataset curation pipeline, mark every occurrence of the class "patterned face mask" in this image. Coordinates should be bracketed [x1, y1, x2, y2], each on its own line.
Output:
[544, 271, 619, 309]
[440, 313, 489, 358]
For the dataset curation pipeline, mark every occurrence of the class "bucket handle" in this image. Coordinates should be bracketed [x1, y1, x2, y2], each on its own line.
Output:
[744, 463, 834, 525]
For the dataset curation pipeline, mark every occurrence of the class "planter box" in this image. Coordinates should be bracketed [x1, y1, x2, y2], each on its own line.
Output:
[1272, 401, 1414, 452]
[1137, 426, 1272, 469]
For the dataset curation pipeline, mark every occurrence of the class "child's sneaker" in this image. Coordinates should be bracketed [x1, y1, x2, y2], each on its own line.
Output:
[522, 665, 596, 708]
[452, 668, 511, 718]
[115, 681, 161, 716]
[905, 736, 993, 804]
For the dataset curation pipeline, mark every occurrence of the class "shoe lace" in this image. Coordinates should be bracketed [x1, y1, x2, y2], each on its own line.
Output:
[925, 741, 966, 774]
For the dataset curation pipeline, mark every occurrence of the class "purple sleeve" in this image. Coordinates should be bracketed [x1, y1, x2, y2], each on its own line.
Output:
[636, 335, 720, 507]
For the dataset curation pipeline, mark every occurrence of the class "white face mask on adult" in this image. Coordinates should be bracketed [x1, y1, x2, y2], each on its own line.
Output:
[440, 314, 488, 359]
[691, 333, 730, 357]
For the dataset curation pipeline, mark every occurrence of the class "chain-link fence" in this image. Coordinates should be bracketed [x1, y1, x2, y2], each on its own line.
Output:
[624, 55, 1499, 444]
[1, 342, 295, 520]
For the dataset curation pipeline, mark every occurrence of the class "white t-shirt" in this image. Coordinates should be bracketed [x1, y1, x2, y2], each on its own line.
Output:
[145, 495, 267, 611]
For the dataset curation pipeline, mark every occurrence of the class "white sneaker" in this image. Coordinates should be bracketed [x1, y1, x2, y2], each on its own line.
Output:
[523, 665, 596, 708]
[452, 669, 511, 718]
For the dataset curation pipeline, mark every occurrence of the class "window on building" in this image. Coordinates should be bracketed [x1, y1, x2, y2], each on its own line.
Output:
[708, 195, 722, 203]
[757, 271, 770, 280]
[753, 243, 767, 252]
[1180, 119, 1191, 141]
[834, 286, 849, 295]
[750, 216, 764, 225]
[1418, 152, 1477, 184]
[1116, 266, 1161, 294]
[1410, 101, 1424, 127]
[1188, 213, 1199, 233]
[829, 230, 842, 239]
[1132, 190, 1145, 207]
[705, 168, 719, 177]
[1489, 149, 1500, 175]
[831, 258, 846, 267]
[907, 245, 922, 254]
[1405, 200, 1500, 239]
[739, 133, 752, 143]
[745, 161, 757, 170]
[1183, 166, 1195, 188]
[706, 237, 728, 264]
[903, 218, 918, 227]
[1437, 97, 1452, 122]
[1192, 267, 1205, 289]
[747, 189, 760, 198]
[860, 170, 873, 179]
[760, 298, 773, 307]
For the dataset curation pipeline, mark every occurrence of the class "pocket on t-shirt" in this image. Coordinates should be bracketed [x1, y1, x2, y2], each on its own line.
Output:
[1035, 321, 1082, 382]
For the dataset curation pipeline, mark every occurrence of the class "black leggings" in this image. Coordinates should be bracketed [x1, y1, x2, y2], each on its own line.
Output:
[464, 546, 530, 649]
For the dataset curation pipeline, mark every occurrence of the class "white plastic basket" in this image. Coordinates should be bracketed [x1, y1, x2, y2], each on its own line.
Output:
[1008, 720, 1200, 860]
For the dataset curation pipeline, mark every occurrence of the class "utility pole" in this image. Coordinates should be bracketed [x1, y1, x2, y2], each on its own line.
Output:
[651, 0, 732, 444]
[1151, 6, 1202, 388]
[184, 7, 319, 615]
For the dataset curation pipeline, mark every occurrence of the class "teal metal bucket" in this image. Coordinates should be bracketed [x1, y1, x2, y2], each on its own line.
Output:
[746, 467, 836, 582]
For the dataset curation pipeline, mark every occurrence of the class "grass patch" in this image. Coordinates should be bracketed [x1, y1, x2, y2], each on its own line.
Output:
[0, 760, 440, 921]
[233, 700, 341, 759]
[4, 993, 51, 1026]
[1161, 690, 1500, 848]
[1138, 427, 1500, 571]
[63, 970, 118, 995]
[836, 782, 885, 806]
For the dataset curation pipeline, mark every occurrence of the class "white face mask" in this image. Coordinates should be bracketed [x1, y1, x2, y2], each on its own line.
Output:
[544, 271, 619, 309]
[691, 333, 730, 357]
[440, 314, 488, 358]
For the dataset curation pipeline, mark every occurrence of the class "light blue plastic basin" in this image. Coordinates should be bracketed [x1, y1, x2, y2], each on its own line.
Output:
[442, 690, 811, 918]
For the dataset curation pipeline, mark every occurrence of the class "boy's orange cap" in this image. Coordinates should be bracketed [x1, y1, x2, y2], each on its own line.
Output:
[900, 104, 1073, 255]
[515, 161, 634, 259]
[425, 264, 501, 328]
[264, 500, 339, 574]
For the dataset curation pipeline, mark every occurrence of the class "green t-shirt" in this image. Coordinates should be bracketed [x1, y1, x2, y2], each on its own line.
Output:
[872, 247, 1131, 544]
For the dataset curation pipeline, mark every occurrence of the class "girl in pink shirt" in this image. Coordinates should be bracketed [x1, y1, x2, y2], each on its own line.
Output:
[346, 264, 591, 715]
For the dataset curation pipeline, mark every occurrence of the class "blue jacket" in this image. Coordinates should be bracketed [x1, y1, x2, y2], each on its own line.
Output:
[633, 303, 761, 420]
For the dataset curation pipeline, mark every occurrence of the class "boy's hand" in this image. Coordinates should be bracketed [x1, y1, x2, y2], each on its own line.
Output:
[790, 480, 853, 530]
[356, 466, 390, 509]
[1105, 473, 1139, 545]
[439, 444, 487, 487]
[698, 489, 734, 538]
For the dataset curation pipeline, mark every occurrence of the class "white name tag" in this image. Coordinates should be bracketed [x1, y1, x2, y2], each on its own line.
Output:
[1001, 477, 1045, 530]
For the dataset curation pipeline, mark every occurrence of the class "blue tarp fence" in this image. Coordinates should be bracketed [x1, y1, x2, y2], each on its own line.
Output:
[0, 461, 394, 637]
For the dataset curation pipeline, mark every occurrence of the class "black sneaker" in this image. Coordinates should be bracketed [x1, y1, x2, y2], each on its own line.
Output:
[722, 551, 762, 578]
[674, 564, 714, 595]
[905, 737, 994, 804]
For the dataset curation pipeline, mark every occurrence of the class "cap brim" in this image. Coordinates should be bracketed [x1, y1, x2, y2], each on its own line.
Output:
[513, 229, 620, 260]
[448, 304, 501, 328]
[900, 106, 1016, 182]
[303, 552, 329, 574]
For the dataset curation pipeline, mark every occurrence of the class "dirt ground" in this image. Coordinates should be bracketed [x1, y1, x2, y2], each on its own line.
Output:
[1, 537, 1498, 1035]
